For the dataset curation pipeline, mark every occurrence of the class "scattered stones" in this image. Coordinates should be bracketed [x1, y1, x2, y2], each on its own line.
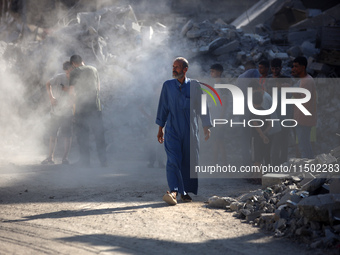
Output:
[208, 145, 340, 250]
[207, 196, 237, 209]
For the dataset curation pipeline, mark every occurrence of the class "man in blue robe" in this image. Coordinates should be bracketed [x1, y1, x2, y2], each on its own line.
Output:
[156, 57, 212, 205]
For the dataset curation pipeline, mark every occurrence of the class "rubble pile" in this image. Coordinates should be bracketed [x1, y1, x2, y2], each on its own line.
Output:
[208, 146, 340, 250]
[180, 18, 291, 77]
[179, 15, 339, 79]
[177, 3, 340, 153]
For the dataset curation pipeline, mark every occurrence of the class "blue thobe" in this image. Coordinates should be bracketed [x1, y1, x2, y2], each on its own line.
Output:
[156, 77, 212, 195]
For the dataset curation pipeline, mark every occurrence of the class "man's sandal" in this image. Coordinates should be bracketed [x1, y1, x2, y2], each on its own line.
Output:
[162, 191, 177, 205]
[181, 194, 192, 202]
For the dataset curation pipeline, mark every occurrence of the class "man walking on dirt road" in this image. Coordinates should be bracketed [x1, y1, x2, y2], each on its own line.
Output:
[156, 57, 212, 205]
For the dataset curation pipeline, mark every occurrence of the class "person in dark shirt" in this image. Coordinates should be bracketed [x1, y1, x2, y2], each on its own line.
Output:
[69, 55, 107, 167]
[249, 91, 271, 184]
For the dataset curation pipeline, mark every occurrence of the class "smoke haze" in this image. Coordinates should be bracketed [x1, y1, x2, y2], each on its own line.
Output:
[0, 2, 207, 166]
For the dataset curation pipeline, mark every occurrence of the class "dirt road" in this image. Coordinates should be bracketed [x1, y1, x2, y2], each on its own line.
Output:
[0, 154, 329, 255]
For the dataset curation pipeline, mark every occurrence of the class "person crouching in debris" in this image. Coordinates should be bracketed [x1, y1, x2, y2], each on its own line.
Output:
[69, 55, 107, 167]
[156, 57, 212, 205]
[41, 61, 74, 165]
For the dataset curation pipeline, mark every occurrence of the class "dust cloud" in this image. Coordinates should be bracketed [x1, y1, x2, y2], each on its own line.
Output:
[0, 1, 206, 166]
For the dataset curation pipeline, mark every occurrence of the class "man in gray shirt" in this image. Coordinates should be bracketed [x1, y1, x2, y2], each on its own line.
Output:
[69, 55, 107, 167]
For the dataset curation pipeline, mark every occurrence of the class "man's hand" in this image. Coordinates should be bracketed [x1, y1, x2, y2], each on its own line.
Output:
[157, 126, 164, 144]
[203, 127, 211, 141]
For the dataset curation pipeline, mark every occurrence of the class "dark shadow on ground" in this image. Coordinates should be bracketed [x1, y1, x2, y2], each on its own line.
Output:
[56, 233, 318, 255]
[4, 202, 167, 223]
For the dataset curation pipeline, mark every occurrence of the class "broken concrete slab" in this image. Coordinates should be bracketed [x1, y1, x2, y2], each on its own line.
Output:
[262, 173, 290, 188]
[290, 4, 340, 31]
[246, 211, 262, 222]
[207, 196, 237, 209]
[180, 19, 193, 37]
[330, 146, 340, 158]
[237, 189, 264, 203]
[186, 29, 203, 39]
[301, 174, 327, 194]
[218, 28, 237, 40]
[231, 0, 286, 33]
[277, 192, 302, 206]
[230, 201, 245, 212]
[299, 172, 316, 187]
[298, 194, 340, 223]
[316, 153, 338, 165]
[212, 40, 239, 55]
[261, 213, 275, 222]
[208, 37, 230, 52]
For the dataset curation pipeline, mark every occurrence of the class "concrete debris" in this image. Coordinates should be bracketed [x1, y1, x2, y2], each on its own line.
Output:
[180, 19, 194, 37]
[290, 4, 340, 31]
[212, 40, 239, 56]
[316, 153, 338, 165]
[298, 194, 340, 223]
[262, 173, 290, 188]
[207, 196, 237, 209]
[301, 175, 327, 194]
[210, 143, 340, 250]
[231, 0, 287, 32]
[331, 147, 340, 159]
[179, 6, 339, 84]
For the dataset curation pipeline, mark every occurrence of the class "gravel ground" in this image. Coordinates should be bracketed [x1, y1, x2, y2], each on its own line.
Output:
[0, 153, 332, 255]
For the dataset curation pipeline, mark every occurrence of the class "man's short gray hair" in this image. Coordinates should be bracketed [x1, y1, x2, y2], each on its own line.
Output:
[174, 57, 189, 69]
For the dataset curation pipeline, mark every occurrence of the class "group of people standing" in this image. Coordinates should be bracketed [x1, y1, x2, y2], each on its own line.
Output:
[41, 55, 107, 167]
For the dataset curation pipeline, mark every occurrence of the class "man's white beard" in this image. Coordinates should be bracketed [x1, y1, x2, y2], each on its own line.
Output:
[173, 72, 184, 79]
